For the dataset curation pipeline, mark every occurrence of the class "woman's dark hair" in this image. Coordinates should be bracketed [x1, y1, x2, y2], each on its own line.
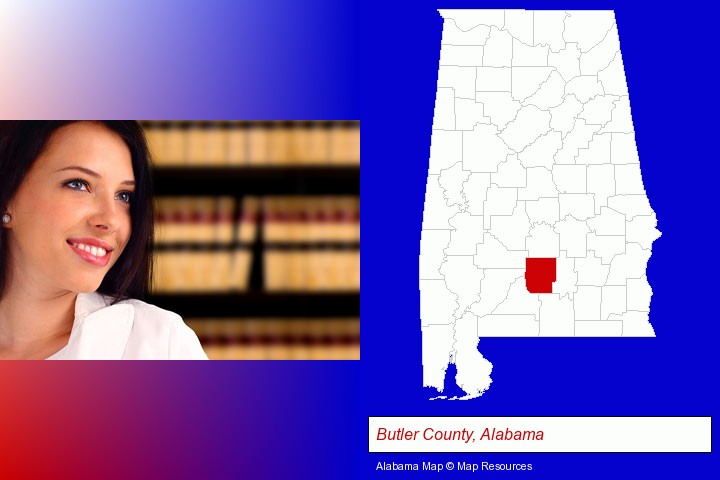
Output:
[0, 121, 154, 302]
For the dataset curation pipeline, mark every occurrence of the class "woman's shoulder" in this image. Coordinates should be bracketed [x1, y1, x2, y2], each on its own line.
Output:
[88, 293, 183, 331]
[84, 293, 208, 359]
[115, 296, 183, 324]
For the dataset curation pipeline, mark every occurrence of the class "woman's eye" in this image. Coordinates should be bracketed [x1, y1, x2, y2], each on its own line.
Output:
[116, 191, 133, 204]
[64, 179, 89, 191]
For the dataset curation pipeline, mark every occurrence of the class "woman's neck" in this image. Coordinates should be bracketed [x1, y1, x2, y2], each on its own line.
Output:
[0, 284, 77, 360]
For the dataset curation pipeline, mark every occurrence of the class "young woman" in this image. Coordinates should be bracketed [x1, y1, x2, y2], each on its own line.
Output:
[0, 121, 207, 359]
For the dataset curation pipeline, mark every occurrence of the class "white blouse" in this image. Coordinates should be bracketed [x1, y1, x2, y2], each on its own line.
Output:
[47, 292, 208, 360]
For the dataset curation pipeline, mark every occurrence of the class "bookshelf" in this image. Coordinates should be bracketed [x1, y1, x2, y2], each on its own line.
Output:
[142, 121, 360, 359]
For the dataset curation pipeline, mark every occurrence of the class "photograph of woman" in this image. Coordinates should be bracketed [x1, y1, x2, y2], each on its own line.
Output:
[0, 121, 208, 359]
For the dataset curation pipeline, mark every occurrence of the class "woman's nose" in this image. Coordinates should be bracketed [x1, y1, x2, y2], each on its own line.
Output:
[88, 194, 122, 232]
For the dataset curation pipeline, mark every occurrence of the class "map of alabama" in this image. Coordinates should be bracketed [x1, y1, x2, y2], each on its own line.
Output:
[420, 10, 661, 399]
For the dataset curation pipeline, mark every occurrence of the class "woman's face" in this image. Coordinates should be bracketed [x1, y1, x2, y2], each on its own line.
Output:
[4, 122, 134, 295]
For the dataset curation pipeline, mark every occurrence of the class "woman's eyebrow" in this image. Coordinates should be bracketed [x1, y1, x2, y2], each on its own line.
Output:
[55, 165, 135, 186]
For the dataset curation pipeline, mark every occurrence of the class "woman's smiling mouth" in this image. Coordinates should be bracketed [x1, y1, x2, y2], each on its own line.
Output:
[66, 238, 114, 267]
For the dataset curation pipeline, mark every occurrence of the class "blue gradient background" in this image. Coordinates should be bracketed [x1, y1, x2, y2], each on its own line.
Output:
[0, 0, 718, 478]
[0, 0, 358, 118]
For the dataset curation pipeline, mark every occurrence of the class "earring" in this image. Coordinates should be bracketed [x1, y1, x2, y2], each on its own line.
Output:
[2, 214, 10, 224]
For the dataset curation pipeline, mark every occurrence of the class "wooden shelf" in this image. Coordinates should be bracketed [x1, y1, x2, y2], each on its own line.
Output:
[147, 292, 360, 318]
[150, 163, 360, 319]
[153, 166, 360, 195]
[153, 241, 360, 252]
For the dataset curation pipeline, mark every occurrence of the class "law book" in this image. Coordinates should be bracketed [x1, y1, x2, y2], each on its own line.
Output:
[247, 122, 270, 165]
[329, 121, 360, 165]
[268, 122, 292, 165]
[307, 121, 330, 164]
[261, 196, 360, 292]
[345, 122, 361, 165]
[191, 197, 216, 243]
[187, 317, 359, 360]
[215, 196, 235, 244]
[164, 122, 187, 165]
[144, 122, 167, 165]
[187, 121, 227, 165]
[226, 122, 248, 165]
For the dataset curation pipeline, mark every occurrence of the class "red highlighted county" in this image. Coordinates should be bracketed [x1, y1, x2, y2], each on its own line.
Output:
[525, 258, 556, 293]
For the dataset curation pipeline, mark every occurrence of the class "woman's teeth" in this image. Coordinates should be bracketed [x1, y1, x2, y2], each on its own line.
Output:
[72, 242, 107, 257]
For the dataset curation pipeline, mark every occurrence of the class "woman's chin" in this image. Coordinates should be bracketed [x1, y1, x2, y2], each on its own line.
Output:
[66, 279, 103, 294]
